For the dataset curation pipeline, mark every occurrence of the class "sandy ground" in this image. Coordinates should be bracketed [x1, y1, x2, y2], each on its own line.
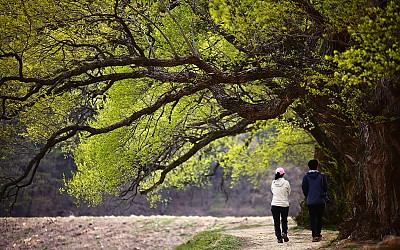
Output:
[225, 224, 337, 250]
[1, 216, 339, 250]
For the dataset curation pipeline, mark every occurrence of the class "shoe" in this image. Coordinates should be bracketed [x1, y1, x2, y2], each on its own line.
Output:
[312, 237, 320, 242]
[277, 238, 283, 243]
[282, 233, 289, 242]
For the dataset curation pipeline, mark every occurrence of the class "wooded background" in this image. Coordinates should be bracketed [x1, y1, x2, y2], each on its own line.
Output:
[8, 150, 305, 217]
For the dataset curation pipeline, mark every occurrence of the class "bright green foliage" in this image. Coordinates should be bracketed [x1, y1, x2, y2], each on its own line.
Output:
[313, 0, 373, 28]
[325, 1, 400, 123]
[20, 93, 82, 141]
[59, 0, 316, 205]
[0, 0, 317, 206]
[3, 1, 398, 224]
[175, 230, 245, 250]
[333, 2, 400, 85]
[65, 76, 315, 204]
[1, 0, 106, 141]
[198, 119, 315, 186]
[209, 0, 307, 44]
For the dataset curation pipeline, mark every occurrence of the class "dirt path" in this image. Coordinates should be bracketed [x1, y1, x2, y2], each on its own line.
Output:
[1, 216, 337, 250]
[224, 225, 337, 250]
[224, 218, 337, 250]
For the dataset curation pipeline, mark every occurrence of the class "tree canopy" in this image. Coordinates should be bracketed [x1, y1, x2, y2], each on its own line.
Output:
[1, 0, 399, 239]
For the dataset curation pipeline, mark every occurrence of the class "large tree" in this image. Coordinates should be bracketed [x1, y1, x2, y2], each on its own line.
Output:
[1, 0, 399, 239]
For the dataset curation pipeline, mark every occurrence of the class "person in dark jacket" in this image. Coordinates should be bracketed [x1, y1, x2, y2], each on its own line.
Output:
[301, 159, 328, 242]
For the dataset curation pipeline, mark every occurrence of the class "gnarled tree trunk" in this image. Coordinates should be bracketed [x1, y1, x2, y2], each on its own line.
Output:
[301, 75, 400, 239]
[340, 120, 400, 239]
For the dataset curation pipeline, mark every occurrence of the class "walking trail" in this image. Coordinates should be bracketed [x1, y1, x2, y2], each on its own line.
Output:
[224, 217, 337, 250]
[1, 216, 338, 250]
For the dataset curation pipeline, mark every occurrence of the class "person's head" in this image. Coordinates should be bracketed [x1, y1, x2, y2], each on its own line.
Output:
[275, 167, 285, 180]
[308, 159, 319, 170]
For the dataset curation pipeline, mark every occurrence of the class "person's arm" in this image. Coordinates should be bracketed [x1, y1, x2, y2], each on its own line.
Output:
[287, 181, 291, 196]
[322, 174, 328, 193]
[271, 180, 274, 194]
[302, 175, 308, 197]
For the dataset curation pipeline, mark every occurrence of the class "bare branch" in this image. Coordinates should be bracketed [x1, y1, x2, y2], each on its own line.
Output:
[187, 1, 248, 53]
[0, 52, 23, 77]
[161, 0, 199, 56]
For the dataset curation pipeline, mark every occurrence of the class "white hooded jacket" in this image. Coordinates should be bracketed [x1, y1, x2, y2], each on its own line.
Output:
[271, 178, 291, 207]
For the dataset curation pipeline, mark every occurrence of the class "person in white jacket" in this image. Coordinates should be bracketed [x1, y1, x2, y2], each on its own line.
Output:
[271, 167, 291, 243]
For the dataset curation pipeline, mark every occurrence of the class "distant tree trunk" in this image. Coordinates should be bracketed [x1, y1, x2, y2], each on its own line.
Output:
[340, 120, 400, 239]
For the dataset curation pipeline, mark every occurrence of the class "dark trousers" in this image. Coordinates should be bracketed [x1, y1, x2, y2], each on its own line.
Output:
[307, 203, 325, 237]
[271, 205, 289, 239]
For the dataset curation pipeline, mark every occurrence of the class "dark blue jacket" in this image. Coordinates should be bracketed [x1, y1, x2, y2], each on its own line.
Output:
[302, 171, 328, 205]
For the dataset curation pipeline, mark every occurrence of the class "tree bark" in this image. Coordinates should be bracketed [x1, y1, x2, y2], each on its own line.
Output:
[340, 120, 400, 239]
